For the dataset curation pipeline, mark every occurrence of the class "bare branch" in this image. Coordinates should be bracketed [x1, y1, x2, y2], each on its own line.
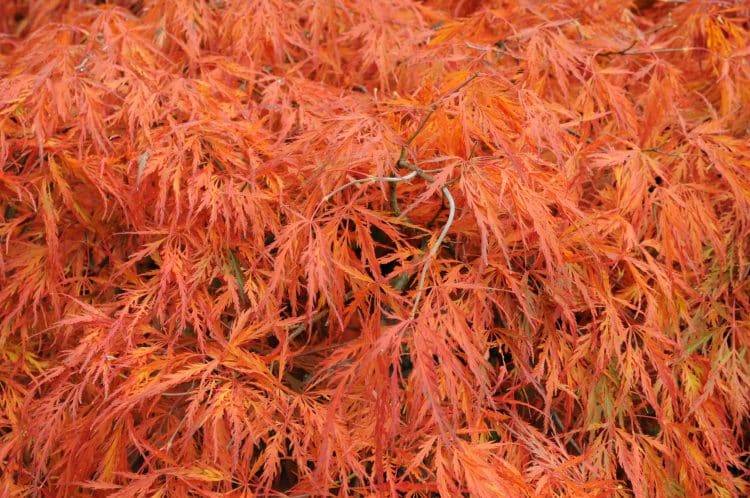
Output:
[323, 171, 417, 202]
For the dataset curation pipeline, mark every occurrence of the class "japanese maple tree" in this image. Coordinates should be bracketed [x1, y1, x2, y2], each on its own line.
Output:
[1, 0, 749, 496]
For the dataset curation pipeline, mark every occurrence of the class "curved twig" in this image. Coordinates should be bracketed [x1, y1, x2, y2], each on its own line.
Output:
[323, 171, 417, 202]
[323, 73, 477, 318]
[410, 184, 455, 318]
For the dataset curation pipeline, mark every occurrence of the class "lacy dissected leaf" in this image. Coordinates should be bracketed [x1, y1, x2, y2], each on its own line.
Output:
[1, 0, 749, 497]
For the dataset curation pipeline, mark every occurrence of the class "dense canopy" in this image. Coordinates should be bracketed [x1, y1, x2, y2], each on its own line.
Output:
[1, 0, 749, 496]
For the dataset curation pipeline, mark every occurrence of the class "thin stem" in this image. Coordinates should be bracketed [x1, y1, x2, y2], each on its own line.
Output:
[161, 390, 196, 397]
[598, 42, 696, 57]
[404, 72, 479, 146]
[323, 171, 417, 202]
[163, 414, 186, 450]
[622, 47, 694, 55]
[405, 107, 435, 146]
[597, 40, 637, 57]
[440, 72, 479, 100]
[410, 185, 455, 318]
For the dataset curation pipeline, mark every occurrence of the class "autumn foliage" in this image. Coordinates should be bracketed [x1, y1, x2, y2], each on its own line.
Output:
[1, 0, 749, 496]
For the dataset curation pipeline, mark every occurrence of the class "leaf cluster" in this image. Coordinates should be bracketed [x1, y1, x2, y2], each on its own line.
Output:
[1, 0, 749, 496]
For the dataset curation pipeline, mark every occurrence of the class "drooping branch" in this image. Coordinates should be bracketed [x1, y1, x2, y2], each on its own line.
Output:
[394, 148, 456, 318]
[322, 171, 418, 203]
[323, 73, 478, 318]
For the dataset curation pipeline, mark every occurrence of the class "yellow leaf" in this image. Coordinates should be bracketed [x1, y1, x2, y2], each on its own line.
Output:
[181, 465, 226, 482]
